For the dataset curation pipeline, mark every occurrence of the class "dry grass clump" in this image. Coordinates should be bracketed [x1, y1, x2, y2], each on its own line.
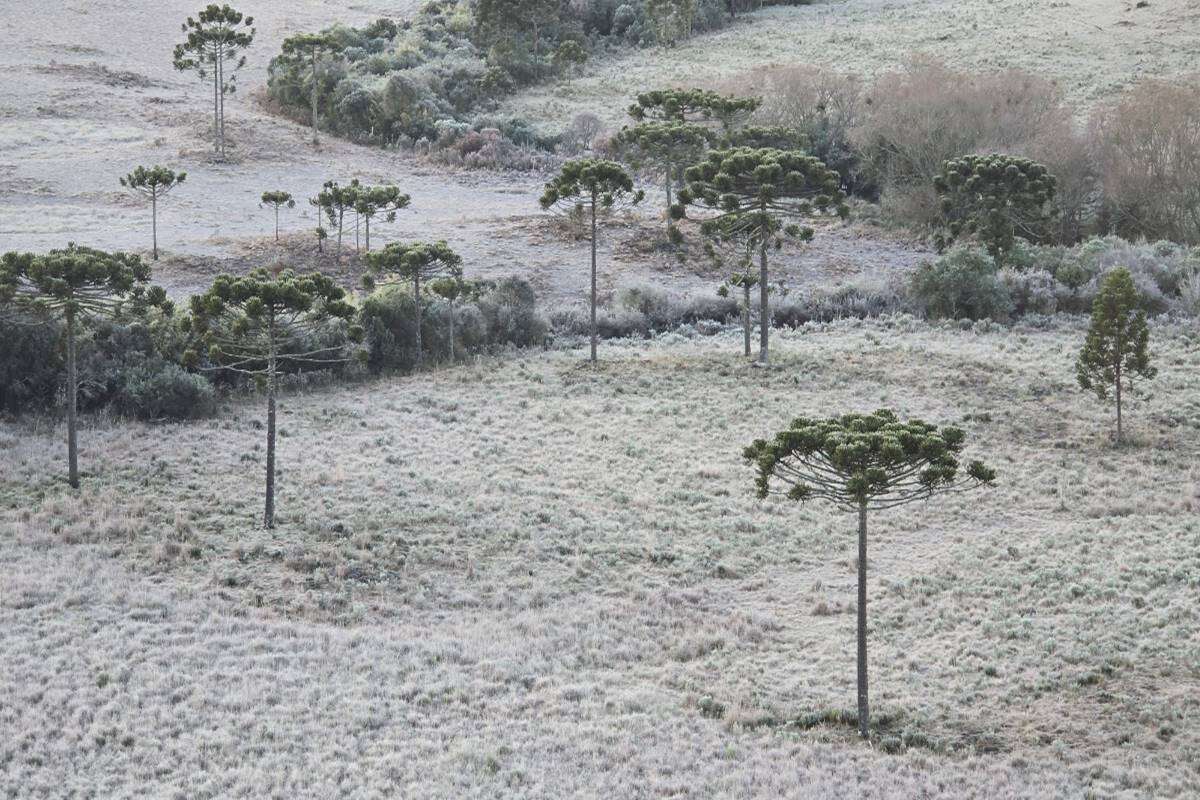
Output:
[1, 319, 1199, 797]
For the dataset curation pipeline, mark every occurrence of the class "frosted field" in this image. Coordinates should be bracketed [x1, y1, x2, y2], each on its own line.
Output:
[2, 318, 1198, 798]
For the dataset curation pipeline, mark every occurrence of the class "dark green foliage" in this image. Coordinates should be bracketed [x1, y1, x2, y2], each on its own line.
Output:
[361, 275, 546, 371]
[552, 40, 588, 77]
[0, 313, 62, 415]
[173, 5, 256, 160]
[674, 147, 848, 363]
[0, 312, 216, 421]
[746, 408, 994, 738]
[628, 88, 760, 133]
[539, 158, 643, 212]
[475, 0, 561, 67]
[1076, 267, 1155, 444]
[121, 166, 186, 260]
[910, 246, 1013, 321]
[934, 154, 1057, 264]
[745, 409, 995, 508]
[111, 362, 217, 421]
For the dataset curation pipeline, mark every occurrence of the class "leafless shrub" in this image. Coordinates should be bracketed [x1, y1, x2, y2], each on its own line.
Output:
[1090, 78, 1200, 245]
[854, 58, 1071, 228]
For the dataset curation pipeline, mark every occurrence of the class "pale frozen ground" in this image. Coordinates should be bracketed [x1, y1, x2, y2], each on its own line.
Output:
[2, 319, 1199, 797]
[0, 0, 1009, 303]
[503, 0, 1200, 129]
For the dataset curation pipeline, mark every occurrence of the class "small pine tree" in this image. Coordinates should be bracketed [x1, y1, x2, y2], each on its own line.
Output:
[428, 275, 471, 361]
[717, 271, 758, 357]
[120, 166, 186, 260]
[540, 159, 643, 363]
[0, 245, 165, 487]
[260, 191, 295, 241]
[187, 268, 358, 528]
[933, 154, 1056, 265]
[172, 4, 256, 161]
[1076, 267, 1156, 445]
[352, 184, 411, 252]
[745, 409, 995, 738]
[364, 241, 462, 367]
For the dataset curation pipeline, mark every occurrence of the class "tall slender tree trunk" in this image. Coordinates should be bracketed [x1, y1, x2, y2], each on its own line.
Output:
[310, 48, 320, 139]
[447, 298, 455, 361]
[274, 206, 280, 241]
[336, 211, 344, 255]
[65, 308, 79, 490]
[857, 501, 870, 738]
[758, 210, 770, 365]
[212, 58, 220, 157]
[664, 170, 673, 240]
[365, 217, 371, 252]
[355, 212, 360, 252]
[743, 283, 751, 357]
[218, 48, 226, 160]
[413, 273, 423, 367]
[151, 191, 158, 260]
[1115, 363, 1123, 446]
[590, 192, 598, 364]
[264, 332, 277, 529]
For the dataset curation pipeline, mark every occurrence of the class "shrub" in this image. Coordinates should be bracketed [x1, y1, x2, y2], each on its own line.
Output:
[0, 314, 62, 415]
[476, 277, 548, 348]
[112, 363, 217, 421]
[361, 276, 547, 371]
[723, 64, 868, 196]
[909, 246, 1013, 321]
[1091, 79, 1200, 244]
[855, 59, 1071, 228]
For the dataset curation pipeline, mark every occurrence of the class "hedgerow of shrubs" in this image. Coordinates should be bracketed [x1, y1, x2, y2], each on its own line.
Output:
[360, 277, 548, 372]
[267, 0, 746, 155]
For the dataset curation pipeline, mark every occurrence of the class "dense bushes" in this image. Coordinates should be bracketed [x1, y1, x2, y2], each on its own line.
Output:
[911, 238, 1200, 321]
[267, 0, 745, 152]
[360, 277, 548, 372]
[727, 60, 1199, 247]
[0, 312, 216, 421]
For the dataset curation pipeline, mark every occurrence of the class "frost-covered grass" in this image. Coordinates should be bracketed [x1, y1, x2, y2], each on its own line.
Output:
[2, 318, 1199, 798]
[500, 0, 1200, 131]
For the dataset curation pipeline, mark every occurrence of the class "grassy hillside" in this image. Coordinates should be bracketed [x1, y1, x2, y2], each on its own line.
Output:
[500, 0, 1200, 130]
[3, 319, 1198, 797]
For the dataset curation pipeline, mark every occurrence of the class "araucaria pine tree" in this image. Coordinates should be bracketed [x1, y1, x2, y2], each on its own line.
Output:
[353, 185, 411, 252]
[173, 4, 256, 160]
[717, 269, 759, 357]
[364, 241, 462, 367]
[628, 88, 760, 137]
[1076, 267, 1155, 445]
[187, 268, 358, 527]
[120, 166, 186, 260]
[616, 121, 713, 240]
[428, 275, 469, 361]
[0, 245, 163, 488]
[745, 409, 995, 738]
[260, 191, 295, 241]
[311, 180, 352, 255]
[279, 32, 336, 141]
[933, 154, 1056, 265]
[540, 159, 643, 363]
[673, 147, 848, 365]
